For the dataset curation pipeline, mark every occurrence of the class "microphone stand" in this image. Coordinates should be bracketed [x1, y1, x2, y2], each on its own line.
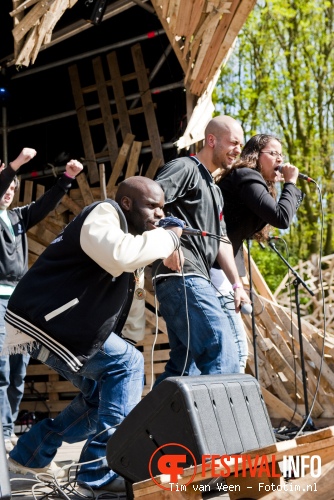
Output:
[246, 239, 259, 381]
[268, 240, 316, 430]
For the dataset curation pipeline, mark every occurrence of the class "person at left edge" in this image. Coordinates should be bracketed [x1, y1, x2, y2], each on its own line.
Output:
[2, 176, 182, 494]
[0, 148, 83, 454]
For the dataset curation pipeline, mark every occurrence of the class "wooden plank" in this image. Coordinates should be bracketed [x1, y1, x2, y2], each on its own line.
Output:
[189, 10, 222, 81]
[167, 0, 181, 34]
[262, 337, 323, 416]
[276, 306, 334, 392]
[32, 0, 70, 60]
[10, 0, 40, 16]
[134, 429, 334, 499]
[107, 51, 132, 140]
[12, 0, 57, 42]
[131, 43, 164, 163]
[255, 334, 299, 410]
[35, 183, 45, 199]
[28, 225, 56, 245]
[125, 141, 142, 178]
[145, 157, 162, 180]
[19, 400, 74, 413]
[23, 180, 33, 204]
[191, 0, 256, 95]
[209, 0, 257, 80]
[92, 56, 119, 166]
[182, 0, 206, 57]
[244, 246, 277, 302]
[150, 1, 187, 73]
[23, 380, 79, 394]
[27, 237, 46, 256]
[61, 193, 83, 215]
[27, 364, 59, 376]
[99, 163, 107, 200]
[76, 171, 95, 206]
[175, 0, 194, 36]
[106, 133, 135, 195]
[261, 387, 303, 425]
[12, 0, 25, 59]
[68, 64, 99, 184]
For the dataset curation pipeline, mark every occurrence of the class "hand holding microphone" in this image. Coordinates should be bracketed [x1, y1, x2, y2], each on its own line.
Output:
[278, 163, 314, 183]
[156, 216, 207, 236]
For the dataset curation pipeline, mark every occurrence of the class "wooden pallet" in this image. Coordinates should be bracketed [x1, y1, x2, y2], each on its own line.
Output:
[68, 43, 164, 185]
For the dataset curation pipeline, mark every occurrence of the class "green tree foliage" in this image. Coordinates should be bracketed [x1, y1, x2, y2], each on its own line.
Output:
[214, 0, 334, 288]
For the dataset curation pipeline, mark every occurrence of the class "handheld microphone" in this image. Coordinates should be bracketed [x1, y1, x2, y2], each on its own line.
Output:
[182, 227, 208, 236]
[278, 165, 314, 182]
[240, 302, 253, 315]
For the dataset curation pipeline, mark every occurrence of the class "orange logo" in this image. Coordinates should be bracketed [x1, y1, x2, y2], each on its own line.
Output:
[149, 443, 197, 490]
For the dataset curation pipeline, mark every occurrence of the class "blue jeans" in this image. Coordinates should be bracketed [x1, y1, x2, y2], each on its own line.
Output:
[154, 276, 239, 385]
[217, 292, 248, 373]
[0, 297, 30, 438]
[10, 332, 144, 488]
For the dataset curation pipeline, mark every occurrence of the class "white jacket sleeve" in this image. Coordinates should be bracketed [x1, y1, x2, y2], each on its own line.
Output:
[80, 202, 179, 276]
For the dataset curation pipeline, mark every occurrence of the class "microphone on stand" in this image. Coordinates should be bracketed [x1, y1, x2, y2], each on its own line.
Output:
[278, 165, 315, 183]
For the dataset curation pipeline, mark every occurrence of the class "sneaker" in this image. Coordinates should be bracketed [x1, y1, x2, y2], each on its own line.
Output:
[7, 456, 68, 480]
[10, 433, 19, 445]
[77, 476, 126, 496]
[5, 439, 14, 453]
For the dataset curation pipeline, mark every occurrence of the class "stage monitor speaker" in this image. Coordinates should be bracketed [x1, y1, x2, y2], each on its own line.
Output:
[106, 374, 276, 484]
[0, 410, 11, 499]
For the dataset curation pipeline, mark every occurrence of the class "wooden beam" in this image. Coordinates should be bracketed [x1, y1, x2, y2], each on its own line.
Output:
[68, 64, 100, 184]
[12, 0, 57, 43]
[125, 141, 142, 178]
[107, 51, 132, 140]
[131, 43, 164, 163]
[92, 56, 119, 166]
[106, 133, 135, 196]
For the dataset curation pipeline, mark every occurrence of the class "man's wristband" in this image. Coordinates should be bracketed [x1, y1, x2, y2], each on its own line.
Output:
[232, 282, 242, 290]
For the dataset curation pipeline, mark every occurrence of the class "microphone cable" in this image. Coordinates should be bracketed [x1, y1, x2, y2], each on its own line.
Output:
[295, 180, 326, 436]
[268, 179, 327, 437]
[151, 248, 191, 391]
[267, 236, 299, 435]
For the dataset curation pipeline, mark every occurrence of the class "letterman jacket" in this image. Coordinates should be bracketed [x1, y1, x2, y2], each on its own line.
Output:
[4, 200, 179, 372]
[0, 164, 74, 287]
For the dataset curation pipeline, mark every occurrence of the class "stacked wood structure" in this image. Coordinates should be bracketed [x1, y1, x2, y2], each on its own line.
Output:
[9, 0, 256, 98]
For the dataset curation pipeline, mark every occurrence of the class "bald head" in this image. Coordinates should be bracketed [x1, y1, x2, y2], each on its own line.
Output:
[116, 176, 165, 235]
[197, 115, 244, 174]
[204, 115, 243, 141]
[116, 176, 163, 204]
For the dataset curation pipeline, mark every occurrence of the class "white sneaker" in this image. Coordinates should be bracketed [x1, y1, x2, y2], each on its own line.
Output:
[5, 439, 14, 453]
[7, 456, 68, 480]
[10, 433, 19, 445]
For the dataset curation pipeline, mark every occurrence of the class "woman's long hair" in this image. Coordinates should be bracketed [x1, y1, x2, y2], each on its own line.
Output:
[232, 134, 282, 242]
[233, 133, 281, 198]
